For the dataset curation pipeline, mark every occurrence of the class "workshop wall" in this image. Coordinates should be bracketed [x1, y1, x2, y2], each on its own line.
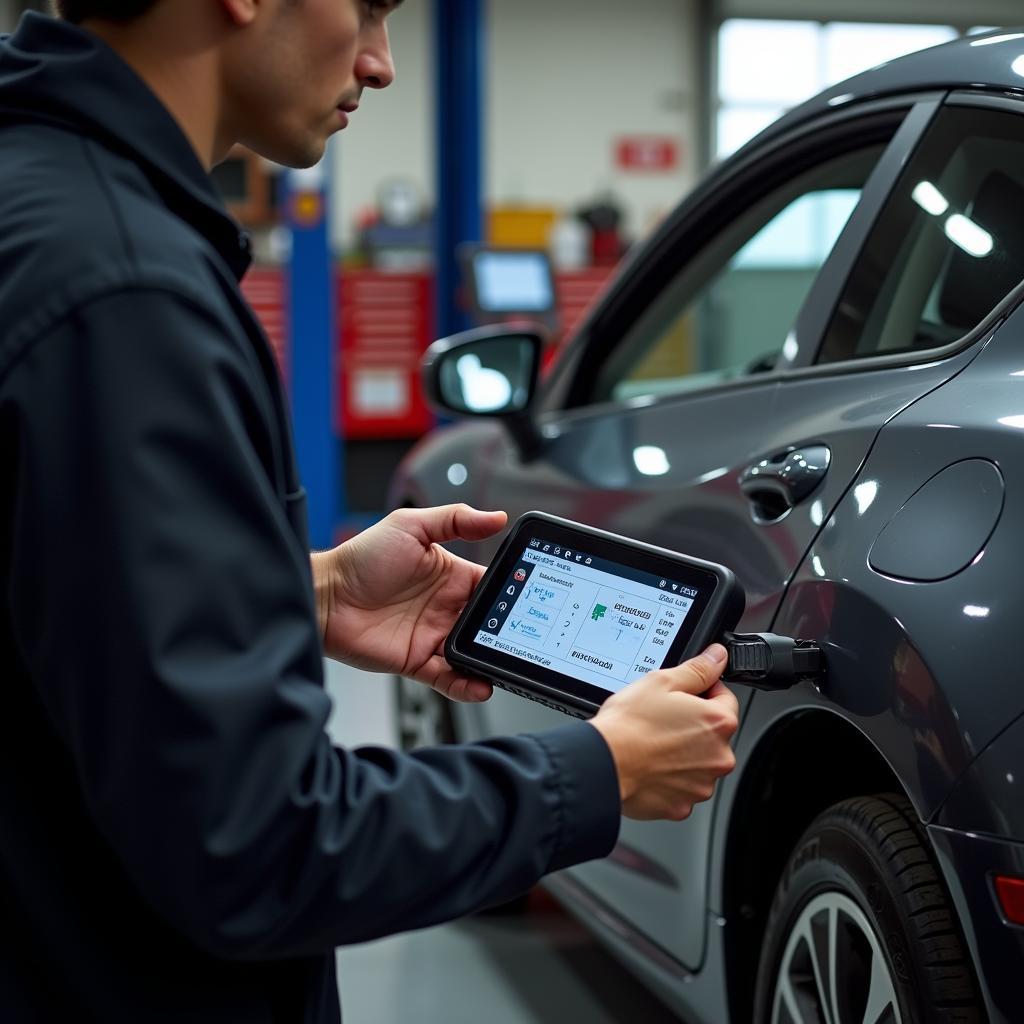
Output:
[487, 0, 700, 245]
[332, 0, 700, 252]
[0, 0, 23, 30]
[330, 0, 433, 255]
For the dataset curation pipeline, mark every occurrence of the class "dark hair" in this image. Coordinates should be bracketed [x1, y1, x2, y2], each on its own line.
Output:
[51, 0, 160, 23]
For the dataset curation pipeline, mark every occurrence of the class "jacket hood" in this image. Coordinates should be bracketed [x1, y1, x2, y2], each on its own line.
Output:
[0, 12, 250, 278]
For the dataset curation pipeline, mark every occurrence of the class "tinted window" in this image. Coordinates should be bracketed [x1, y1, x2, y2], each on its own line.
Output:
[819, 106, 1024, 363]
[592, 145, 884, 404]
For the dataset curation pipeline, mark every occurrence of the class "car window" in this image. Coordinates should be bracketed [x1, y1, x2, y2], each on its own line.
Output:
[591, 144, 886, 405]
[818, 106, 1024, 363]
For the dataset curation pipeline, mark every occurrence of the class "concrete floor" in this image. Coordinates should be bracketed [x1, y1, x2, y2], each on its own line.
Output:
[323, 661, 683, 1024]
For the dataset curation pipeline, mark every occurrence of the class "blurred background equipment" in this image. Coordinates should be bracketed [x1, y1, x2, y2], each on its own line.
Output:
[357, 179, 433, 271]
[209, 145, 280, 229]
[576, 193, 628, 266]
[460, 245, 557, 331]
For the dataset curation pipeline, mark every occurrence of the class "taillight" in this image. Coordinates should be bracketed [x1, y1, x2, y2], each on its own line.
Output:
[994, 875, 1024, 925]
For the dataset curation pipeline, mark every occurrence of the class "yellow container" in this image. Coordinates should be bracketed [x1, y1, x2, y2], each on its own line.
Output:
[488, 206, 559, 249]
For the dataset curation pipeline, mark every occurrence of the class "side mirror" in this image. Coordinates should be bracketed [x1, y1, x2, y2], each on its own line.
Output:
[421, 325, 545, 458]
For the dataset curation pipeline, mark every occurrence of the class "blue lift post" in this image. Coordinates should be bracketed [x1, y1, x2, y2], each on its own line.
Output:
[434, 0, 484, 341]
[286, 159, 341, 549]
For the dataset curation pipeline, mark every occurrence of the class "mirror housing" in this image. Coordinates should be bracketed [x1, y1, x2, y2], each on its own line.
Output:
[421, 324, 546, 459]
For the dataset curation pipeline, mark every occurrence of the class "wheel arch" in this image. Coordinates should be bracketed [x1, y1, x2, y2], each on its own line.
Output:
[720, 707, 907, 1023]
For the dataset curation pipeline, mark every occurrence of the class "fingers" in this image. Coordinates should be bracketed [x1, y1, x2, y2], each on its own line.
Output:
[454, 505, 508, 542]
[461, 559, 488, 589]
[415, 655, 493, 703]
[659, 644, 728, 696]
[704, 679, 740, 720]
[441, 675, 493, 703]
[397, 504, 508, 547]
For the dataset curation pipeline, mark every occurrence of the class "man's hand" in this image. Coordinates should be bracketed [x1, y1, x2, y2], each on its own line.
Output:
[590, 645, 739, 821]
[312, 504, 507, 703]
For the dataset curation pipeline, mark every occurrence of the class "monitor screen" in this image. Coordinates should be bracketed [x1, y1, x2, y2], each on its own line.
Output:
[472, 251, 554, 314]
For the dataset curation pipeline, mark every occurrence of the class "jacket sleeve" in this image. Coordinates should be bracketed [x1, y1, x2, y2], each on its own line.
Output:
[6, 286, 621, 958]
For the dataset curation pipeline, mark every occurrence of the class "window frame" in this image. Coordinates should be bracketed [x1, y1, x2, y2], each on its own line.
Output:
[593, 163, 882, 406]
[803, 91, 1024, 374]
[539, 94, 940, 419]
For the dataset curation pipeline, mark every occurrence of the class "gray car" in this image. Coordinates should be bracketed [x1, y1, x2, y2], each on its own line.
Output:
[388, 30, 1024, 1024]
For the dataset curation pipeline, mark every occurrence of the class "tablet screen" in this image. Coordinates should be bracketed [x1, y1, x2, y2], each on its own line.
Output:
[471, 533, 702, 695]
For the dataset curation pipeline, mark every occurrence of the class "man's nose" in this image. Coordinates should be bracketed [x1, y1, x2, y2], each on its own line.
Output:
[356, 26, 396, 90]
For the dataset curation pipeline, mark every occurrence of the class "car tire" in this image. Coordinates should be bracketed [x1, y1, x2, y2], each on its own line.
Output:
[394, 674, 456, 750]
[753, 793, 983, 1024]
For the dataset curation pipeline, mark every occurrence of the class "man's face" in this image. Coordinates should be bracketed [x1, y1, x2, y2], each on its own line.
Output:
[222, 0, 399, 168]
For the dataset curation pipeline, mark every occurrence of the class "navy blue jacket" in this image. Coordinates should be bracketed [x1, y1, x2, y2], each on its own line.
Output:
[0, 13, 619, 1022]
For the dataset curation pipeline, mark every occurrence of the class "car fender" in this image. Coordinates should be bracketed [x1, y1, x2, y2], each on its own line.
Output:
[763, 308, 1024, 823]
[387, 419, 506, 517]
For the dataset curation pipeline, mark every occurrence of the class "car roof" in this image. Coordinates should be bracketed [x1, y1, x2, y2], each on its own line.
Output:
[762, 28, 1024, 143]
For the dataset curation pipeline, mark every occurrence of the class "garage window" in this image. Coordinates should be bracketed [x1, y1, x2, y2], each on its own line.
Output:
[817, 106, 1024, 363]
[716, 20, 958, 160]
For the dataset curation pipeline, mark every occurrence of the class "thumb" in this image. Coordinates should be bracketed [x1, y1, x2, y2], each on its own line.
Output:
[399, 504, 508, 547]
[661, 644, 728, 696]
[704, 679, 740, 719]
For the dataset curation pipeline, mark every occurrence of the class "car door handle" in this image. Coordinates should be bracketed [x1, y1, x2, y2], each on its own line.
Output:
[740, 445, 831, 523]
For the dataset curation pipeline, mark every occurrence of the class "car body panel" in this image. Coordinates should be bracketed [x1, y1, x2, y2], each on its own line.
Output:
[543, 870, 733, 1024]
[391, 420, 507, 514]
[770, 304, 1024, 820]
[928, 826, 1024, 1023]
[939, 711, 1024, 840]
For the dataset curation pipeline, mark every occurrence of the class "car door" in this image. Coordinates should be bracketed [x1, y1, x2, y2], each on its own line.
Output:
[464, 93, 997, 971]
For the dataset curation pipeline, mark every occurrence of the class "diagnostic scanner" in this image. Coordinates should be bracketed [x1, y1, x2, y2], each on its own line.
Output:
[446, 512, 825, 719]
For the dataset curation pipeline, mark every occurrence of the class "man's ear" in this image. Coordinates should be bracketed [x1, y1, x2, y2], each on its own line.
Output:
[219, 0, 260, 28]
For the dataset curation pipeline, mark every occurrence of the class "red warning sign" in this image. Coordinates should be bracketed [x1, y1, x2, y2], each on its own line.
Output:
[615, 136, 679, 172]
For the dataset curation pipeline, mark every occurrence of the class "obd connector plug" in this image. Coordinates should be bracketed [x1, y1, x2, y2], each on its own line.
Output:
[721, 632, 825, 690]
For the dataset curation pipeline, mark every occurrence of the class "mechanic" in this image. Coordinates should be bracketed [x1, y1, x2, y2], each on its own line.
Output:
[0, 3, 740, 1022]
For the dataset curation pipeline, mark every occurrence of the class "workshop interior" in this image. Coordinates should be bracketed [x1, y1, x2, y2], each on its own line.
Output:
[5, 0, 1024, 1021]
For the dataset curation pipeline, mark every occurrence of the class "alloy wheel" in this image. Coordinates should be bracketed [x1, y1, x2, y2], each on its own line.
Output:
[771, 890, 902, 1024]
